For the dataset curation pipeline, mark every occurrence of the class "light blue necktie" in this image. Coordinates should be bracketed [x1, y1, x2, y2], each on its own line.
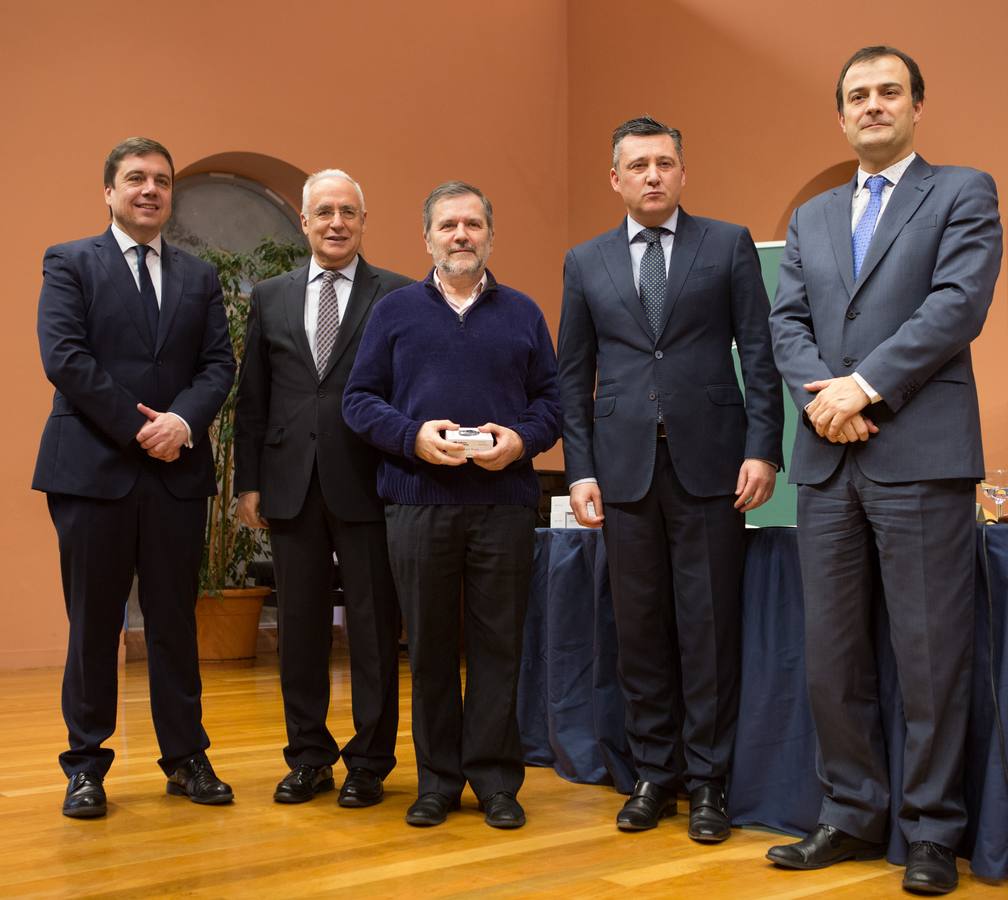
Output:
[852, 174, 888, 280]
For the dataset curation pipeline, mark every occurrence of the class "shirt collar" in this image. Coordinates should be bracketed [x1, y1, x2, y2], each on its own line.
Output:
[111, 221, 162, 256]
[432, 268, 487, 302]
[856, 152, 916, 192]
[309, 254, 359, 284]
[626, 208, 679, 243]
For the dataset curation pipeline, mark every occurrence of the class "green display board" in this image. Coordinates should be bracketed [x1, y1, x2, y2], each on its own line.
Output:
[731, 241, 798, 527]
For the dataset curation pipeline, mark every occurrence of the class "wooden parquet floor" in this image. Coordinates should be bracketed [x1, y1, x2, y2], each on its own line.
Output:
[0, 651, 1001, 898]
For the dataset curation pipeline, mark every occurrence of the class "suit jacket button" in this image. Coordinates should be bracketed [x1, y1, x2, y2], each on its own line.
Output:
[654, 350, 664, 359]
[846, 310, 859, 319]
[309, 432, 316, 440]
[842, 357, 854, 367]
[318, 390, 326, 398]
[648, 391, 657, 401]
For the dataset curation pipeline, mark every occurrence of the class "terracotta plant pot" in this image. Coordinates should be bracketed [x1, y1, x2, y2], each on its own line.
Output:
[195, 587, 271, 662]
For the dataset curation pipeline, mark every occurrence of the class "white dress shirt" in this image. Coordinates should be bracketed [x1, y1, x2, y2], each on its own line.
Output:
[570, 209, 680, 489]
[110, 222, 191, 444]
[433, 268, 487, 314]
[110, 222, 163, 304]
[849, 152, 917, 403]
[627, 208, 678, 290]
[305, 255, 359, 367]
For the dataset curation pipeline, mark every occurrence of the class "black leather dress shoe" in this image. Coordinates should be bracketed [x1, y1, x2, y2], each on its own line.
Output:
[766, 823, 885, 869]
[688, 782, 730, 843]
[479, 792, 526, 829]
[616, 781, 677, 831]
[405, 793, 460, 827]
[63, 772, 107, 819]
[338, 767, 383, 808]
[166, 754, 234, 805]
[903, 841, 958, 895]
[273, 764, 335, 804]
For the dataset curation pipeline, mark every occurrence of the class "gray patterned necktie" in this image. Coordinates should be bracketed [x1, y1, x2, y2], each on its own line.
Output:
[315, 270, 341, 376]
[637, 227, 668, 336]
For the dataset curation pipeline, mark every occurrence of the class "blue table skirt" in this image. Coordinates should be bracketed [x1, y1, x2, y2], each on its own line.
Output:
[517, 525, 1008, 880]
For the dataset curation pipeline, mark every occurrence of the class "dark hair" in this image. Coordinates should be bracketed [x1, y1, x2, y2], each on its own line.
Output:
[103, 137, 175, 188]
[835, 46, 925, 112]
[611, 116, 683, 168]
[422, 181, 494, 234]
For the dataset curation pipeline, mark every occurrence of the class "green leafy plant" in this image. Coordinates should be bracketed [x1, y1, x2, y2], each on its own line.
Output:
[197, 237, 305, 593]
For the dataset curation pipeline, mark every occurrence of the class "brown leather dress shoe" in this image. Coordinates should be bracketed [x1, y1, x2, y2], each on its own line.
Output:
[338, 767, 383, 808]
[766, 823, 884, 869]
[166, 754, 234, 805]
[902, 841, 958, 895]
[616, 781, 677, 831]
[63, 772, 107, 819]
[274, 764, 335, 803]
[688, 782, 730, 843]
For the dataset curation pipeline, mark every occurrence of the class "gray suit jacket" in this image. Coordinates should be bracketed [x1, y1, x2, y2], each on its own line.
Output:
[558, 210, 783, 502]
[234, 256, 412, 520]
[770, 155, 1003, 486]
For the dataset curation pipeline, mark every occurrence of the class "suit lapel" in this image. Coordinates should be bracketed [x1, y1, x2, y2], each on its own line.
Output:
[656, 209, 703, 340]
[281, 265, 316, 378]
[853, 155, 933, 294]
[320, 256, 378, 381]
[825, 178, 857, 298]
[155, 243, 183, 353]
[599, 222, 653, 341]
[94, 228, 155, 348]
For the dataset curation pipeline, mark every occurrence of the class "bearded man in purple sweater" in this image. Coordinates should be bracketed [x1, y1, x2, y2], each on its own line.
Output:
[343, 181, 561, 830]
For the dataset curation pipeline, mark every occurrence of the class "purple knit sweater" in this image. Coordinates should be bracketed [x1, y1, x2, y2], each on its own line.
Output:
[343, 271, 560, 507]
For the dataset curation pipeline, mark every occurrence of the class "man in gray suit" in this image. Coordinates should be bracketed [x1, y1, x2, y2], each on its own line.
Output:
[234, 169, 410, 807]
[767, 47, 1002, 895]
[558, 117, 783, 840]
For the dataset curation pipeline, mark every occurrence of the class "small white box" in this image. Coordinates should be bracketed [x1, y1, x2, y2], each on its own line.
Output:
[445, 427, 494, 458]
[550, 495, 597, 529]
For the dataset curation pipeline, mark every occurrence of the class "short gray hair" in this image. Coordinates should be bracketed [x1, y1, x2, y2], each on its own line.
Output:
[301, 168, 366, 215]
[422, 181, 494, 235]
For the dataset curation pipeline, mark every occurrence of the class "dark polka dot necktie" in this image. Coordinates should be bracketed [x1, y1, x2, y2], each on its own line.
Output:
[637, 227, 668, 336]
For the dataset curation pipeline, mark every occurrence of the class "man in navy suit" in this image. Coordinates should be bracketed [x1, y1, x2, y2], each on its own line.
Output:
[557, 117, 783, 840]
[234, 170, 410, 807]
[767, 47, 1002, 894]
[34, 137, 236, 818]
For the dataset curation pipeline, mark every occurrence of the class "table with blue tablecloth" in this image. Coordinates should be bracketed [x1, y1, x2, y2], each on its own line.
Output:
[517, 525, 1008, 880]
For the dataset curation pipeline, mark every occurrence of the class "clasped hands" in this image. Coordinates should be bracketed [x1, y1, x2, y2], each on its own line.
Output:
[414, 419, 524, 471]
[803, 375, 879, 444]
[135, 402, 187, 462]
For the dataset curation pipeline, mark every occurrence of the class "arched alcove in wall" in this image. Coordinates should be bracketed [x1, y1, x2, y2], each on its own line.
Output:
[166, 152, 309, 255]
[773, 160, 858, 239]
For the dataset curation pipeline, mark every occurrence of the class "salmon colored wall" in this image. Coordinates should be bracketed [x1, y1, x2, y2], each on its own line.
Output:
[2, 0, 1005, 669]
[0, 0, 568, 668]
[567, 0, 1008, 466]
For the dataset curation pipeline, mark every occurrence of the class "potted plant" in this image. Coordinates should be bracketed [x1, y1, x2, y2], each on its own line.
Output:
[195, 237, 305, 661]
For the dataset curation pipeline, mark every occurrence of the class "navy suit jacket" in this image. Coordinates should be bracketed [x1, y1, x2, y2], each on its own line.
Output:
[33, 227, 235, 500]
[558, 210, 783, 503]
[233, 257, 412, 521]
[769, 156, 1003, 485]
